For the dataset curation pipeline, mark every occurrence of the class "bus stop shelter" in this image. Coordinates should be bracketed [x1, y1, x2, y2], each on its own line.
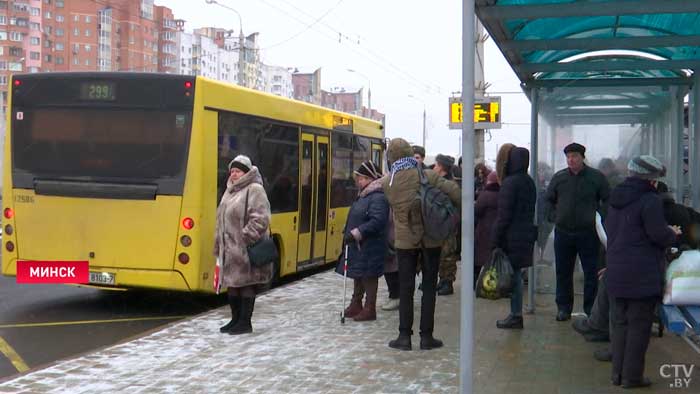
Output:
[459, 1, 700, 393]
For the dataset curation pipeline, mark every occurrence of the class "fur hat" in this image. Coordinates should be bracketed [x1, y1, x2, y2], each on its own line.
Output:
[628, 155, 666, 179]
[228, 155, 252, 173]
[412, 145, 426, 158]
[387, 138, 413, 165]
[435, 154, 455, 170]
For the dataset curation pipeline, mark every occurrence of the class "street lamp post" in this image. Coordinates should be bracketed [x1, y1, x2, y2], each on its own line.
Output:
[206, 0, 246, 88]
[347, 68, 371, 112]
[408, 94, 427, 149]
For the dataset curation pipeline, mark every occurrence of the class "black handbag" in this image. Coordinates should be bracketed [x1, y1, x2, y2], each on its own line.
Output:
[244, 190, 278, 267]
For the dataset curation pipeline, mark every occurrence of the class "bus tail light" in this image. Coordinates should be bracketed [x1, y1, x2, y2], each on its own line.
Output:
[178, 253, 190, 264]
[4, 208, 14, 219]
[180, 235, 192, 247]
[13, 79, 21, 87]
[5, 241, 14, 252]
[4, 224, 13, 235]
[182, 217, 194, 230]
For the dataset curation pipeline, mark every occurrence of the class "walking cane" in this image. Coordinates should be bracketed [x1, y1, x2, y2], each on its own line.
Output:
[340, 244, 349, 324]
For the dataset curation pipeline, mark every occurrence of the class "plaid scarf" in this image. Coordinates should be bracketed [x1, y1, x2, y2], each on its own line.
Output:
[389, 157, 418, 186]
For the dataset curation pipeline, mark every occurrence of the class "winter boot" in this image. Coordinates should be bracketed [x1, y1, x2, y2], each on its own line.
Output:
[344, 279, 364, 318]
[420, 335, 444, 350]
[220, 294, 241, 333]
[354, 277, 377, 321]
[437, 281, 454, 296]
[389, 334, 412, 351]
[229, 297, 255, 335]
[496, 315, 524, 329]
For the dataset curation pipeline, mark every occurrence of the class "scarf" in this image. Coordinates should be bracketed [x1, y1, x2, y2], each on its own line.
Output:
[389, 157, 418, 186]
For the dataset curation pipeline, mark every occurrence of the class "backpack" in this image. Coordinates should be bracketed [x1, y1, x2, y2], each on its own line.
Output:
[413, 168, 459, 242]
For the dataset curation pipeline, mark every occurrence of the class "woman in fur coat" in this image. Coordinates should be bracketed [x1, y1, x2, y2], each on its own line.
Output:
[214, 155, 272, 335]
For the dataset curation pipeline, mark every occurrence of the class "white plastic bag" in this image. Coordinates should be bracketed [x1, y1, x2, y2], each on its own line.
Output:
[663, 250, 700, 305]
[595, 212, 607, 250]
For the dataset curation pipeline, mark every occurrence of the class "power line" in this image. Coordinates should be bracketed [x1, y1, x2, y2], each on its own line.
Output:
[260, 0, 346, 50]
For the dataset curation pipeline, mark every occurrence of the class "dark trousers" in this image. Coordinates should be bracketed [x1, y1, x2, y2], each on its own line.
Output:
[385, 271, 399, 299]
[397, 247, 441, 337]
[611, 297, 656, 382]
[588, 270, 610, 333]
[554, 229, 600, 315]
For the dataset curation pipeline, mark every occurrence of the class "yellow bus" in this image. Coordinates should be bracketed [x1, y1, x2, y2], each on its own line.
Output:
[2, 73, 384, 292]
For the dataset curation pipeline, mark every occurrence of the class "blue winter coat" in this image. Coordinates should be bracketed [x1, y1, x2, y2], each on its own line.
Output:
[335, 178, 389, 278]
[604, 177, 677, 299]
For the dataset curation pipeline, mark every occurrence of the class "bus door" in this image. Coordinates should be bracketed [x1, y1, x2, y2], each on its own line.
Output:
[297, 133, 330, 268]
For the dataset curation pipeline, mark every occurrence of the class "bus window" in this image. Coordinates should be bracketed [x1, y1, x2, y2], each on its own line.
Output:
[353, 136, 371, 172]
[217, 112, 299, 212]
[330, 133, 355, 208]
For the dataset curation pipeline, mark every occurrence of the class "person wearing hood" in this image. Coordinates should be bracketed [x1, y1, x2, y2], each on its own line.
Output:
[474, 171, 500, 288]
[491, 145, 537, 329]
[546, 142, 610, 321]
[604, 155, 681, 389]
[383, 138, 461, 351]
[336, 161, 390, 322]
[214, 155, 273, 335]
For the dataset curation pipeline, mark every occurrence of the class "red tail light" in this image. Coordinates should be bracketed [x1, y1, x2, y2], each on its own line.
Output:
[184, 81, 192, 89]
[182, 217, 194, 230]
[4, 208, 14, 219]
[178, 253, 190, 264]
[13, 79, 21, 87]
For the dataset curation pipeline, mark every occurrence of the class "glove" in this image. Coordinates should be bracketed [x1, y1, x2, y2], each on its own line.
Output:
[343, 233, 354, 244]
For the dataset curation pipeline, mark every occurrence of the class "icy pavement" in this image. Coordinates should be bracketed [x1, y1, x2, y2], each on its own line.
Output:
[0, 271, 460, 394]
[1, 264, 697, 394]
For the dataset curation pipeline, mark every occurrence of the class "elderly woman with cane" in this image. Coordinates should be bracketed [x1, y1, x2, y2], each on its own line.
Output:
[337, 161, 390, 322]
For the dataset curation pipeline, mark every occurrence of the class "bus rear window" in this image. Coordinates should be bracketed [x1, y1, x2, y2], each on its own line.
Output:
[12, 107, 191, 193]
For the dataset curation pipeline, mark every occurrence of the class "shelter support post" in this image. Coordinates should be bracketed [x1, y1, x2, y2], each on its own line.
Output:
[693, 73, 700, 209]
[675, 88, 686, 204]
[527, 87, 539, 314]
[459, 1, 476, 393]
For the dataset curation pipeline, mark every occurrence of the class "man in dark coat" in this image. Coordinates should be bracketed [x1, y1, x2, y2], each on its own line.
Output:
[492, 146, 537, 329]
[546, 142, 610, 321]
[605, 155, 680, 389]
[337, 161, 389, 322]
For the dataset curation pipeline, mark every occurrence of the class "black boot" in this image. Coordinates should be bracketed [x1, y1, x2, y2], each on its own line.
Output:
[496, 315, 523, 329]
[229, 297, 254, 335]
[220, 295, 241, 333]
[388, 335, 412, 351]
[437, 281, 454, 296]
[420, 335, 444, 350]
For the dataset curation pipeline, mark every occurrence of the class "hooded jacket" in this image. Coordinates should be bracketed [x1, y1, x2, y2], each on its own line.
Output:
[491, 147, 537, 269]
[382, 138, 461, 249]
[213, 167, 273, 288]
[604, 177, 677, 299]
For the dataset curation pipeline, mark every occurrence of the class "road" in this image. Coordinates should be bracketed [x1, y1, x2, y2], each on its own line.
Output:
[0, 275, 224, 380]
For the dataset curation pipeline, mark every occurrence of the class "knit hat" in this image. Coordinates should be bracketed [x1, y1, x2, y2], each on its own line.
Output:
[435, 154, 455, 170]
[354, 161, 382, 180]
[412, 145, 426, 158]
[628, 155, 666, 179]
[228, 155, 252, 173]
[486, 171, 499, 185]
[563, 142, 586, 157]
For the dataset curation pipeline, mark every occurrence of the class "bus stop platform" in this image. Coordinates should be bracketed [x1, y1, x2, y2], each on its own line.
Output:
[0, 265, 698, 394]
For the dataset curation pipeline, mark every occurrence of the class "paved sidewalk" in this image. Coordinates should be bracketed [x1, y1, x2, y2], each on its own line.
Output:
[0, 265, 698, 394]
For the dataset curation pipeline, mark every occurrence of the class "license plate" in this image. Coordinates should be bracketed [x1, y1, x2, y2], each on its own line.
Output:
[89, 271, 115, 285]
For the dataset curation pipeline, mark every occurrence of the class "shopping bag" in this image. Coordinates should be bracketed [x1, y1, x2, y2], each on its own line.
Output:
[663, 250, 700, 305]
[476, 248, 514, 300]
[213, 257, 223, 295]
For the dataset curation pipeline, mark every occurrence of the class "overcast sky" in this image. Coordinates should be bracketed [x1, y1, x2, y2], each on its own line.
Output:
[157, 0, 532, 163]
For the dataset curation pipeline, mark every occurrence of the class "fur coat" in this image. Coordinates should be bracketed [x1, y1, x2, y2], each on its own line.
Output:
[213, 167, 273, 288]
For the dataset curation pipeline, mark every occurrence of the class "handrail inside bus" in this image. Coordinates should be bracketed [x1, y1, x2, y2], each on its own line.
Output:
[34, 179, 158, 200]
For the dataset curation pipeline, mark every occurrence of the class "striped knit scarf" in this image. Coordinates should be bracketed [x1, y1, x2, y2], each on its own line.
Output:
[389, 157, 418, 186]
